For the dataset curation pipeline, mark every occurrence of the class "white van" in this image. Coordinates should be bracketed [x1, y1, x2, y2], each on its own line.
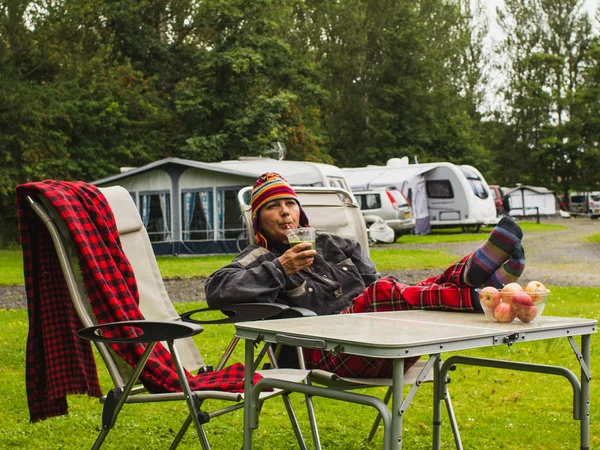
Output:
[570, 192, 600, 218]
[590, 195, 600, 219]
[342, 158, 499, 233]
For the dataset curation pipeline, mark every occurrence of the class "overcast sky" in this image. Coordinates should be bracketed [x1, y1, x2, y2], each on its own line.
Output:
[478, 0, 599, 112]
[483, 0, 599, 41]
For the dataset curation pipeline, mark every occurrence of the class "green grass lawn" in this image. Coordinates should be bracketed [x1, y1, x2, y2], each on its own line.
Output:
[0, 249, 25, 285]
[156, 254, 238, 278]
[2, 248, 459, 284]
[587, 233, 600, 243]
[2, 287, 599, 449]
[395, 222, 567, 245]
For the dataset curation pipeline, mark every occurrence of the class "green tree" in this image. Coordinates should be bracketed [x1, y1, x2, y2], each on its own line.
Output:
[494, 0, 595, 196]
[291, 0, 489, 169]
[574, 42, 600, 192]
[0, 0, 175, 243]
[171, 0, 329, 162]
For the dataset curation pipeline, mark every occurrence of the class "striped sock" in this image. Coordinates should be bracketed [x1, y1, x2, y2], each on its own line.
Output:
[463, 217, 523, 287]
[486, 245, 526, 289]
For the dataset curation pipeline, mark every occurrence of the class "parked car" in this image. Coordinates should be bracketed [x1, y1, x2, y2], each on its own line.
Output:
[489, 185, 504, 216]
[569, 194, 588, 215]
[590, 195, 600, 219]
[569, 192, 600, 218]
[353, 188, 416, 239]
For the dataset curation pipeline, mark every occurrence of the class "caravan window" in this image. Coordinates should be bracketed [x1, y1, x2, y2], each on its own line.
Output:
[217, 187, 245, 240]
[139, 191, 171, 242]
[355, 193, 381, 210]
[460, 167, 490, 200]
[426, 180, 454, 199]
[181, 190, 214, 241]
[327, 176, 350, 191]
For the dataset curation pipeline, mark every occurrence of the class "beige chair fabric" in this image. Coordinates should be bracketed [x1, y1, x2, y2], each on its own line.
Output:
[100, 186, 204, 371]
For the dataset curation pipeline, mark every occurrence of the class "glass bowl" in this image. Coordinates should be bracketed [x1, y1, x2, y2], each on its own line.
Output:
[478, 287, 549, 324]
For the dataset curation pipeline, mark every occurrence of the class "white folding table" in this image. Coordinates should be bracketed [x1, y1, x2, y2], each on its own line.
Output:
[236, 310, 596, 449]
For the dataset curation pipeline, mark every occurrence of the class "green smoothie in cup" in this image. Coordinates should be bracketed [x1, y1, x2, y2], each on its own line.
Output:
[285, 227, 316, 250]
[288, 239, 316, 250]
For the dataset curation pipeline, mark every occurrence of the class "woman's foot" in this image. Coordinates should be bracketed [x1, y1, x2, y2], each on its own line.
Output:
[486, 244, 526, 288]
[463, 217, 523, 287]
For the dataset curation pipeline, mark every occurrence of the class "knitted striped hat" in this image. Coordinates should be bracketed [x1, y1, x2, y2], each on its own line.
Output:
[251, 172, 309, 248]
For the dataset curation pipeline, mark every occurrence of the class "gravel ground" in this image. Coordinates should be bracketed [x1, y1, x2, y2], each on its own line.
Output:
[2, 217, 599, 310]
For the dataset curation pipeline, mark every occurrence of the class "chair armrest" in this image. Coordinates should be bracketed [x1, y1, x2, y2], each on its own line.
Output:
[76, 320, 204, 344]
[180, 302, 289, 324]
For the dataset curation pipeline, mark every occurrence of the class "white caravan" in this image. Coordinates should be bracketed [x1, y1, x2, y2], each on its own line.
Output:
[342, 158, 499, 234]
[209, 157, 352, 193]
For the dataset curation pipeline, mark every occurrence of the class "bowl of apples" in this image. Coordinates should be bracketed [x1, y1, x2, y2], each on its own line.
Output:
[478, 281, 549, 324]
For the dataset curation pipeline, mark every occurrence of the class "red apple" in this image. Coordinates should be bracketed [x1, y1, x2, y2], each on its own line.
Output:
[524, 280, 548, 305]
[494, 302, 517, 323]
[500, 282, 523, 304]
[524, 280, 546, 293]
[479, 286, 501, 310]
[510, 292, 534, 313]
[517, 305, 538, 323]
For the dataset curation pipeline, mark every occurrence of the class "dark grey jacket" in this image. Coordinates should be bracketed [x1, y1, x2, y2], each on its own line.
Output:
[205, 233, 380, 316]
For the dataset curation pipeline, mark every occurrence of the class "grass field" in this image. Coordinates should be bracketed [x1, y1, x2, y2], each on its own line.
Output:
[0, 224, 560, 285]
[2, 222, 599, 448]
[2, 287, 599, 449]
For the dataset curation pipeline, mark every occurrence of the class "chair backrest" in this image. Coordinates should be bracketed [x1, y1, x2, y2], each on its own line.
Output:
[28, 186, 204, 389]
[238, 186, 370, 255]
[100, 187, 205, 371]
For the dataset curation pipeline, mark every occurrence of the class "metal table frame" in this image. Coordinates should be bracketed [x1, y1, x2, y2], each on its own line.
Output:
[236, 311, 596, 450]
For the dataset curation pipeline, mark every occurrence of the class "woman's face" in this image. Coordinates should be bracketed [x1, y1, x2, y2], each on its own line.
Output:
[258, 198, 300, 243]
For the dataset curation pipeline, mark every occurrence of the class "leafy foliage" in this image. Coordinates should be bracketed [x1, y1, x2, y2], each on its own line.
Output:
[2, 0, 600, 244]
[493, 0, 600, 196]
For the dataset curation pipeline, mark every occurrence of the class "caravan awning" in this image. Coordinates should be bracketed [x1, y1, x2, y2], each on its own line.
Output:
[343, 165, 433, 191]
[211, 160, 329, 186]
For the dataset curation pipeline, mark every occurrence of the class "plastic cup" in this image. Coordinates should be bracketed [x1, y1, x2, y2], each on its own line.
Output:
[285, 227, 316, 250]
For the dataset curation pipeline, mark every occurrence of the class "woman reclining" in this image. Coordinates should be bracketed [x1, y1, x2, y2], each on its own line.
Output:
[205, 173, 525, 377]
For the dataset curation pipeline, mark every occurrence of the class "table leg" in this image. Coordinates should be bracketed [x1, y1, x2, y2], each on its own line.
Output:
[581, 334, 591, 450]
[391, 358, 405, 450]
[432, 355, 442, 449]
[243, 338, 255, 450]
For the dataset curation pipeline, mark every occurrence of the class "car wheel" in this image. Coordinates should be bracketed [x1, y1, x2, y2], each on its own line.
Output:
[461, 224, 481, 233]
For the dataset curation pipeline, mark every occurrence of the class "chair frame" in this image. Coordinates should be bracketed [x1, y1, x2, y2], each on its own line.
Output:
[25, 190, 311, 450]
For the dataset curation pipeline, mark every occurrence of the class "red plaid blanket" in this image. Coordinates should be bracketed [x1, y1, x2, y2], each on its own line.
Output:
[16, 181, 259, 422]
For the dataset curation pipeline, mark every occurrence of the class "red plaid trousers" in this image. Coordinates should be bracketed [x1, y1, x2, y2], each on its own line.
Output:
[303, 256, 478, 378]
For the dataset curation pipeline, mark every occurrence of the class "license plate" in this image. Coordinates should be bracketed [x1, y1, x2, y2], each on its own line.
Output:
[404, 212, 410, 219]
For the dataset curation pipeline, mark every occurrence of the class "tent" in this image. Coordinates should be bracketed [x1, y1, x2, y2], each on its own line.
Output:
[502, 185, 557, 217]
[342, 164, 432, 234]
[93, 157, 351, 255]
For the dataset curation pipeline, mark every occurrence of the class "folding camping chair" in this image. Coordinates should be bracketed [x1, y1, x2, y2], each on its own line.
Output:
[21, 183, 312, 450]
[237, 186, 459, 449]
